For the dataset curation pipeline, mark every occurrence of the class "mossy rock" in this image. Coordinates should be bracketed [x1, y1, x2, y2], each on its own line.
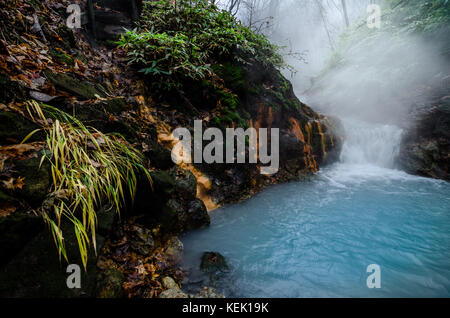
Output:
[0, 74, 27, 104]
[0, 109, 43, 145]
[44, 71, 105, 100]
[145, 141, 174, 170]
[150, 170, 176, 196]
[59, 103, 139, 143]
[184, 199, 210, 231]
[14, 150, 51, 206]
[96, 206, 117, 237]
[0, 210, 44, 267]
[49, 48, 74, 66]
[212, 63, 247, 96]
[169, 167, 197, 200]
[0, 221, 103, 297]
[200, 252, 229, 273]
[98, 97, 128, 114]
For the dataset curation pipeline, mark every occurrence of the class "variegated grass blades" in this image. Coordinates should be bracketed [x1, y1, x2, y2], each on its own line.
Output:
[26, 101, 152, 268]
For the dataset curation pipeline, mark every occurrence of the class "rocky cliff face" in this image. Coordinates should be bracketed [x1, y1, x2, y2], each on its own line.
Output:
[0, 0, 342, 298]
[185, 60, 343, 207]
[399, 94, 450, 180]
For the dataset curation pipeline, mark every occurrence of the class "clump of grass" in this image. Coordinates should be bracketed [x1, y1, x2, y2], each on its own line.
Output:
[25, 101, 152, 268]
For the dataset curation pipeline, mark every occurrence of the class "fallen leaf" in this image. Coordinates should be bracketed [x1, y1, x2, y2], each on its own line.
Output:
[0, 203, 16, 218]
[2, 176, 26, 190]
[0, 142, 44, 160]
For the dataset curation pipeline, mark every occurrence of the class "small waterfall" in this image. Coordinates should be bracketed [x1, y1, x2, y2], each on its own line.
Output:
[340, 119, 403, 168]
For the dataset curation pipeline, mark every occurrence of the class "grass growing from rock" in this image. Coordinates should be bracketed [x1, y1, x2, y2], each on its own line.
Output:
[25, 101, 152, 268]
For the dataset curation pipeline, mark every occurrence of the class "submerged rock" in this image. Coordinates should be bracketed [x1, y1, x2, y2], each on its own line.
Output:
[200, 252, 229, 273]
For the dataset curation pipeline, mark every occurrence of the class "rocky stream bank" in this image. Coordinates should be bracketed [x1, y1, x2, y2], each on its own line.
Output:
[0, 0, 343, 298]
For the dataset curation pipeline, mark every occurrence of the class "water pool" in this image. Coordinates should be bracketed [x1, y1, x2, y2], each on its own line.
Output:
[182, 133, 450, 297]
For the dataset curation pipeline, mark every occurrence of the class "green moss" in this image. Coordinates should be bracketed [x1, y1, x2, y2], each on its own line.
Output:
[150, 171, 176, 196]
[0, 109, 43, 144]
[216, 89, 239, 110]
[44, 71, 104, 100]
[49, 48, 74, 66]
[219, 109, 249, 129]
[14, 150, 51, 206]
[268, 89, 291, 110]
[212, 63, 246, 96]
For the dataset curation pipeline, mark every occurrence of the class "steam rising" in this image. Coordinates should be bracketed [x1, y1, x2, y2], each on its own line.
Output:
[304, 32, 449, 125]
[233, 0, 450, 126]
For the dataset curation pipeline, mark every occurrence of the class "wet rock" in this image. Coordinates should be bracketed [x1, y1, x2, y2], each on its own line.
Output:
[96, 206, 117, 237]
[200, 252, 228, 273]
[44, 71, 105, 100]
[0, 109, 43, 145]
[185, 199, 210, 231]
[13, 150, 51, 206]
[193, 286, 225, 298]
[170, 167, 197, 200]
[144, 141, 174, 170]
[165, 236, 184, 265]
[400, 100, 450, 180]
[321, 116, 345, 165]
[0, 221, 102, 297]
[96, 97, 128, 114]
[129, 225, 155, 255]
[96, 269, 125, 298]
[161, 276, 179, 290]
[150, 170, 176, 197]
[0, 210, 44, 267]
[0, 75, 27, 104]
[157, 200, 181, 231]
[279, 133, 305, 172]
[133, 171, 176, 227]
[158, 288, 189, 298]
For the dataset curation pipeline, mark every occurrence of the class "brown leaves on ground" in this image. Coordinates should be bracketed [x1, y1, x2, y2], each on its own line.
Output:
[0, 202, 17, 218]
[0, 142, 44, 161]
[2, 176, 25, 191]
[98, 219, 184, 298]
